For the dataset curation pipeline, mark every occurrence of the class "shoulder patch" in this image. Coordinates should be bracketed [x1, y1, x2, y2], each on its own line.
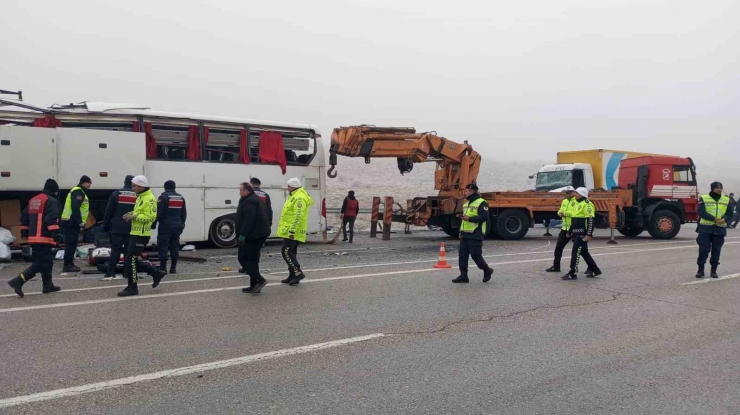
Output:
[483, 206, 489, 210]
[76, 195, 83, 201]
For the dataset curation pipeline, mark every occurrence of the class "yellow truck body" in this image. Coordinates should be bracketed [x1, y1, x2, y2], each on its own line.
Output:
[556, 149, 673, 190]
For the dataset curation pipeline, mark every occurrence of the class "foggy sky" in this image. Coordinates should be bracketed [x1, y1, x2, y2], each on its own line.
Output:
[1, 0, 738, 178]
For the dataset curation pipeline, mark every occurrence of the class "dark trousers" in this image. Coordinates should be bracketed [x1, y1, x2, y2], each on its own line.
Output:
[63, 226, 80, 266]
[157, 229, 182, 268]
[697, 233, 724, 269]
[123, 236, 155, 285]
[569, 235, 598, 274]
[459, 238, 489, 272]
[281, 239, 302, 276]
[342, 217, 356, 242]
[239, 237, 267, 286]
[21, 244, 55, 286]
[552, 229, 572, 268]
[107, 233, 130, 274]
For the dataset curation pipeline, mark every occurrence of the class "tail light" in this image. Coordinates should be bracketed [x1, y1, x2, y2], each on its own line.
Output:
[322, 198, 327, 218]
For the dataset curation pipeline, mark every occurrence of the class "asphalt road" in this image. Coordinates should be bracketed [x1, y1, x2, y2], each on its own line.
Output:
[1, 227, 739, 414]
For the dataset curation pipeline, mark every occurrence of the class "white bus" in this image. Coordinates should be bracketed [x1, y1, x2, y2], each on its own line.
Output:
[0, 100, 327, 247]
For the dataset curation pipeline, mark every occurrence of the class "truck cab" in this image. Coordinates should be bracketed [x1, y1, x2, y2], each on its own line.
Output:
[535, 163, 594, 192]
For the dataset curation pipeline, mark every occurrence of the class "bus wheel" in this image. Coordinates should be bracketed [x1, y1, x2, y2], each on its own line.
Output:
[210, 214, 238, 248]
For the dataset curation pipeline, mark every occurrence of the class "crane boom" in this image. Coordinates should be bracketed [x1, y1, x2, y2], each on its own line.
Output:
[327, 125, 481, 198]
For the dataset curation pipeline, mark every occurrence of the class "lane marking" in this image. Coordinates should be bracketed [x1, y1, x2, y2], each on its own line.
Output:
[208, 246, 393, 259]
[0, 333, 385, 409]
[681, 273, 740, 285]
[3, 243, 738, 313]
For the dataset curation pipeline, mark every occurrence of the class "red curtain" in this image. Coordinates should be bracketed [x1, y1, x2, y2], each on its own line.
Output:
[203, 127, 210, 145]
[259, 131, 287, 174]
[33, 115, 62, 128]
[186, 125, 201, 161]
[134, 122, 158, 159]
[238, 129, 250, 164]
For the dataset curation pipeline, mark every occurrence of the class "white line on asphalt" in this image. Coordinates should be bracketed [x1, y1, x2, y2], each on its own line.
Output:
[0, 333, 386, 409]
[3, 242, 738, 313]
[208, 246, 393, 259]
[681, 273, 740, 285]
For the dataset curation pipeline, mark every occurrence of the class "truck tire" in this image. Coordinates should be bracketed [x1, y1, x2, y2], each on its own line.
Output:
[617, 227, 644, 237]
[647, 210, 681, 240]
[441, 217, 461, 239]
[209, 214, 238, 248]
[495, 209, 530, 240]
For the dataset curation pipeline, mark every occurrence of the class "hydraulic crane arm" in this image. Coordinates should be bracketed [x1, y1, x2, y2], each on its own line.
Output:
[327, 125, 481, 197]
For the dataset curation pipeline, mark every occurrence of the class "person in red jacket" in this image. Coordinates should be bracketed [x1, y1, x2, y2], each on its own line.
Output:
[7, 179, 63, 297]
[341, 190, 359, 243]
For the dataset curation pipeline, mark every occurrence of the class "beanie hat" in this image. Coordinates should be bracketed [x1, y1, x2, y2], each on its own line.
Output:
[44, 178, 59, 193]
[576, 187, 589, 198]
[164, 180, 176, 190]
[132, 175, 149, 187]
[124, 175, 134, 186]
[711, 181, 723, 191]
[287, 178, 302, 188]
[250, 177, 261, 186]
[79, 175, 92, 185]
[465, 183, 479, 190]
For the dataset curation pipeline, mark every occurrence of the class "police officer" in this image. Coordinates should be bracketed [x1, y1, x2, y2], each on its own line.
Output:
[8, 179, 62, 297]
[278, 178, 314, 285]
[118, 175, 166, 297]
[237, 182, 271, 294]
[155, 180, 187, 274]
[452, 183, 494, 283]
[546, 186, 576, 273]
[695, 182, 733, 278]
[562, 187, 601, 280]
[239, 178, 273, 274]
[60, 175, 92, 273]
[101, 175, 136, 280]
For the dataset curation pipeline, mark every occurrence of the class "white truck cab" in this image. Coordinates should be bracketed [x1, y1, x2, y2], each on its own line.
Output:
[535, 163, 595, 192]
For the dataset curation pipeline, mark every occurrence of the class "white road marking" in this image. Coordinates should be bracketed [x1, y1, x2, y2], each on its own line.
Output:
[3, 242, 738, 313]
[0, 333, 385, 409]
[681, 273, 740, 285]
[208, 246, 393, 259]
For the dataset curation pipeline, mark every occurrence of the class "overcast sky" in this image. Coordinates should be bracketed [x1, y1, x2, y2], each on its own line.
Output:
[2, 0, 738, 173]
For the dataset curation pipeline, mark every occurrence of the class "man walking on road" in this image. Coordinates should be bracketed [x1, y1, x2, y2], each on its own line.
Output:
[278, 178, 314, 286]
[60, 175, 92, 273]
[695, 182, 733, 278]
[236, 182, 271, 294]
[239, 177, 273, 274]
[117, 175, 167, 297]
[452, 183, 494, 283]
[8, 179, 63, 297]
[101, 175, 136, 280]
[562, 187, 602, 280]
[155, 180, 187, 274]
[341, 190, 359, 243]
[546, 186, 576, 273]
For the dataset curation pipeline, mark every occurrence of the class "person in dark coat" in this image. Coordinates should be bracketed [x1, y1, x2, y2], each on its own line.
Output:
[60, 175, 92, 273]
[101, 175, 136, 280]
[154, 180, 187, 274]
[341, 190, 359, 243]
[236, 182, 271, 294]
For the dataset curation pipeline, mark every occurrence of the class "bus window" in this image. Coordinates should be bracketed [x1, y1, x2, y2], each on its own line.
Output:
[249, 131, 316, 165]
[204, 127, 240, 163]
[150, 124, 191, 161]
[61, 121, 137, 132]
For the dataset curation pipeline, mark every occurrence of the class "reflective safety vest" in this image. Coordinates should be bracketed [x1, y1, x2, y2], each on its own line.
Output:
[699, 194, 729, 227]
[130, 190, 158, 237]
[61, 186, 89, 223]
[277, 187, 314, 242]
[559, 197, 575, 231]
[460, 197, 487, 235]
[571, 199, 595, 219]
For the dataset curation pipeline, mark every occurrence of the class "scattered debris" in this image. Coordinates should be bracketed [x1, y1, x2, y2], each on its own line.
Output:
[182, 245, 196, 251]
[221, 267, 231, 271]
[55, 250, 66, 260]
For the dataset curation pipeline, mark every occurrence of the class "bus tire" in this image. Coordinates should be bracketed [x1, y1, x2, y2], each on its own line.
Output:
[209, 214, 238, 248]
[647, 210, 681, 240]
[496, 209, 529, 240]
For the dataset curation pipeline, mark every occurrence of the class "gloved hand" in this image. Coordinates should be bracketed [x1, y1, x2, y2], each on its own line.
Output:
[151, 223, 157, 230]
[238, 235, 245, 246]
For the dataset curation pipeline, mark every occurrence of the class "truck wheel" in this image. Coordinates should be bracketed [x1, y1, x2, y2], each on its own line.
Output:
[647, 210, 681, 240]
[617, 227, 644, 237]
[209, 214, 238, 248]
[495, 209, 530, 240]
[441, 217, 461, 239]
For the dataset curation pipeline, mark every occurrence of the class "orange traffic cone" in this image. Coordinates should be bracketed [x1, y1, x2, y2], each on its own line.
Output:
[433, 242, 452, 269]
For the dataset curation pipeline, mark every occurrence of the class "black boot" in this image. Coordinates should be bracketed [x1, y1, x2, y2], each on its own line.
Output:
[584, 267, 593, 276]
[62, 264, 81, 273]
[169, 260, 178, 275]
[695, 266, 705, 278]
[586, 268, 603, 278]
[117, 283, 139, 297]
[452, 271, 469, 283]
[483, 268, 494, 283]
[711, 265, 719, 279]
[546, 265, 560, 273]
[562, 272, 577, 280]
[159, 260, 168, 274]
[289, 272, 305, 286]
[8, 275, 26, 298]
[251, 277, 268, 294]
[242, 275, 256, 293]
[281, 273, 295, 284]
[150, 268, 167, 288]
[41, 273, 61, 294]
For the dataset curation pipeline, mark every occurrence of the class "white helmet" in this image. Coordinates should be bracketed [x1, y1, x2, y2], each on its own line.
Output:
[576, 187, 589, 198]
[563, 186, 575, 192]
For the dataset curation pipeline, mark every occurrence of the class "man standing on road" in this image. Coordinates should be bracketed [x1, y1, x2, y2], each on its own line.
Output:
[117, 175, 166, 297]
[452, 183, 494, 284]
[236, 182, 271, 294]
[695, 182, 733, 278]
[546, 186, 576, 273]
[60, 175, 92, 273]
[278, 178, 314, 286]
[7, 179, 62, 297]
[341, 190, 359, 243]
[562, 187, 601, 280]
[101, 175, 136, 280]
[155, 180, 187, 274]
[239, 177, 273, 274]
[727, 192, 738, 228]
